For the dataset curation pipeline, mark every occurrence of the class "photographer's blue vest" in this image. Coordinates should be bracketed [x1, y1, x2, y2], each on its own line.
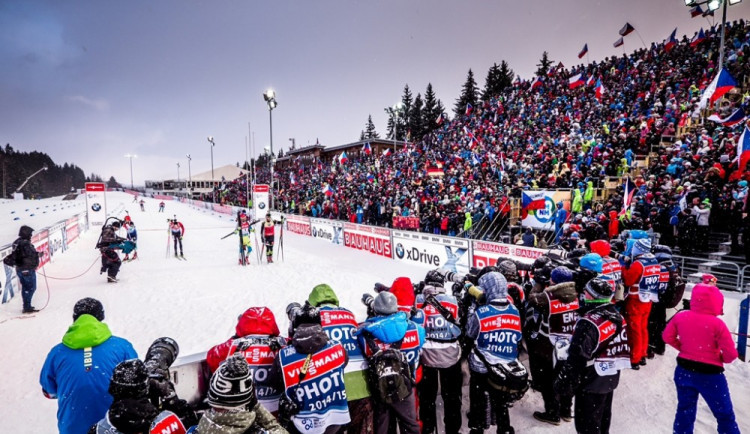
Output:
[473, 303, 522, 363]
[318, 306, 365, 373]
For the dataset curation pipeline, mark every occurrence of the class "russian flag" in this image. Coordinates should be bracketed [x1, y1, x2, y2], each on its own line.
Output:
[699, 68, 737, 108]
[595, 79, 606, 102]
[465, 103, 473, 116]
[621, 177, 637, 215]
[569, 73, 586, 89]
[322, 184, 334, 196]
[366, 173, 375, 183]
[690, 5, 703, 17]
[665, 28, 678, 52]
[362, 142, 372, 155]
[707, 108, 746, 127]
[690, 28, 706, 47]
[338, 151, 348, 164]
[619, 23, 635, 37]
[578, 43, 588, 59]
[382, 148, 392, 157]
[613, 37, 624, 48]
[530, 76, 543, 89]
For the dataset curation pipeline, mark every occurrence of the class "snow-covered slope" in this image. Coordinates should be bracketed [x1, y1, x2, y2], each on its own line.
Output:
[0, 192, 748, 433]
[0, 195, 86, 244]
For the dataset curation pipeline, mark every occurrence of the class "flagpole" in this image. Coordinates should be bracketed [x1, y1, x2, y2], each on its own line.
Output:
[634, 29, 648, 49]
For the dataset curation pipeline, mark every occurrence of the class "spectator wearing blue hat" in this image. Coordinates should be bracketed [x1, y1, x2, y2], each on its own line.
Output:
[622, 239, 659, 369]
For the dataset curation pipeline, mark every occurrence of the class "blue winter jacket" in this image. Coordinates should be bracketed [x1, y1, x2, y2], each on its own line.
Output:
[40, 315, 137, 434]
[357, 312, 426, 377]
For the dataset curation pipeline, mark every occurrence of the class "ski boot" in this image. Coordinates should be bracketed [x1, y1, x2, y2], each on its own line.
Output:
[123, 254, 130, 261]
[267, 256, 273, 264]
[131, 251, 138, 260]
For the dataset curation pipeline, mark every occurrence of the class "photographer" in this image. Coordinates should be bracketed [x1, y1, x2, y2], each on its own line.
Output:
[191, 356, 286, 434]
[142, 338, 198, 427]
[97, 220, 126, 283]
[465, 272, 527, 434]
[273, 302, 350, 433]
[414, 270, 463, 434]
[206, 307, 286, 414]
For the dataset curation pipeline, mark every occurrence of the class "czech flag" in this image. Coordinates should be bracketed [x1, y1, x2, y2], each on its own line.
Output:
[699, 68, 737, 108]
[322, 184, 334, 196]
[665, 28, 678, 52]
[471, 153, 481, 166]
[613, 37, 624, 48]
[290, 173, 297, 185]
[463, 126, 479, 147]
[530, 76, 543, 89]
[436, 113, 445, 125]
[578, 43, 589, 59]
[586, 75, 596, 87]
[690, 5, 704, 17]
[338, 151, 349, 164]
[521, 191, 546, 219]
[362, 142, 372, 155]
[737, 126, 750, 173]
[465, 103, 473, 116]
[619, 23, 635, 37]
[690, 28, 706, 47]
[621, 177, 637, 215]
[569, 73, 586, 89]
[382, 148, 392, 157]
[707, 108, 746, 127]
[595, 79, 606, 102]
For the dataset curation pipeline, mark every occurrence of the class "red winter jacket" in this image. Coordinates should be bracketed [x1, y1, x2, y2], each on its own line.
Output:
[206, 307, 282, 372]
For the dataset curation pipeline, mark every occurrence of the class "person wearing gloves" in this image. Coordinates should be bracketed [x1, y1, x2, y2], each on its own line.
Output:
[527, 266, 579, 426]
[554, 279, 630, 434]
[274, 302, 350, 434]
[307, 284, 372, 434]
[358, 292, 425, 434]
[663, 276, 739, 434]
[622, 239, 659, 369]
[190, 355, 287, 434]
[40, 298, 138, 434]
[206, 307, 286, 414]
[465, 271, 527, 434]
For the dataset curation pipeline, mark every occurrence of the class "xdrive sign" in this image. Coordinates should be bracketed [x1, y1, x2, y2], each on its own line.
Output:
[392, 231, 469, 274]
[310, 218, 343, 245]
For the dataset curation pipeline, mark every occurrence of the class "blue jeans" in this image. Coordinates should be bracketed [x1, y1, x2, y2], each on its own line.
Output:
[17, 269, 36, 310]
[673, 365, 739, 434]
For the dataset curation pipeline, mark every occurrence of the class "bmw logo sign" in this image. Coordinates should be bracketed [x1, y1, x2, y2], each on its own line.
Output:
[91, 203, 102, 212]
[259, 202, 266, 210]
[312, 227, 318, 237]
[395, 243, 405, 259]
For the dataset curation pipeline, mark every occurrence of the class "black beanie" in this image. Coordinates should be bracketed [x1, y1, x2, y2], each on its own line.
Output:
[207, 355, 257, 410]
[109, 359, 149, 400]
[108, 399, 159, 434]
[73, 297, 105, 321]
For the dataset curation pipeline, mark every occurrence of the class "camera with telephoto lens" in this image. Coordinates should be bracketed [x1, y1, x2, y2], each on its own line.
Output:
[286, 301, 320, 332]
[144, 337, 179, 405]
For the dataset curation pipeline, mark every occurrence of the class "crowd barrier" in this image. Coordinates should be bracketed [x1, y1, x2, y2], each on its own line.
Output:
[1, 212, 89, 304]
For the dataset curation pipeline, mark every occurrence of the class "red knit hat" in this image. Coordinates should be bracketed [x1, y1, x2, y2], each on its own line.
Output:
[390, 277, 415, 310]
[235, 307, 280, 337]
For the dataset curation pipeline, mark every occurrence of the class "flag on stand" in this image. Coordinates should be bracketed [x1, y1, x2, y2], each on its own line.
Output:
[621, 177, 637, 215]
[619, 23, 635, 36]
[595, 79, 606, 102]
[362, 142, 372, 155]
[531, 76, 543, 89]
[699, 68, 737, 108]
[690, 5, 704, 17]
[382, 148, 392, 157]
[338, 151, 349, 164]
[613, 37, 624, 48]
[690, 28, 706, 47]
[322, 184, 334, 197]
[665, 28, 678, 51]
[569, 73, 586, 89]
[707, 108, 746, 127]
[465, 103, 473, 116]
[578, 43, 589, 59]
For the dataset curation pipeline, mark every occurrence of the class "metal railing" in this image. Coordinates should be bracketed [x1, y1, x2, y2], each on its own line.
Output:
[673, 254, 744, 292]
[740, 265, 750, 293]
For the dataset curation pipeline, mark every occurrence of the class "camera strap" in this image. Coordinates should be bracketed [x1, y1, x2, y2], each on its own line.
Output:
[287, 353, 313, 405]
[424, 295, 459, 326]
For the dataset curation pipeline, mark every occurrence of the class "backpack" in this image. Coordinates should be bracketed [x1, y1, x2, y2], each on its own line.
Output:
[363, 333, 413, 404]
[3, 244, 19, 267]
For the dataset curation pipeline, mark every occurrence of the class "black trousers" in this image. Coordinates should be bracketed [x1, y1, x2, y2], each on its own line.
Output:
[648, 301, 667, 354]
[418, 363, 463, 434]
[468, 371, 512, 434]
[528, 348, 572, 417]
[101, 249, 121, 278]
[374, 390, 419, 434]
[574, 391, 613, 434]
[172, 235, 183, 254]
[264, 235, 274, 258]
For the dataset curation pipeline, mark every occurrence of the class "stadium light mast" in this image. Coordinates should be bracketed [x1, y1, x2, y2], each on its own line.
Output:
[263, 89, 277, 210]
[684, 0, 743, 68]
[207, 136, 215, 202]
[186, 154, 192, 195]
[124, 154, 137, 190]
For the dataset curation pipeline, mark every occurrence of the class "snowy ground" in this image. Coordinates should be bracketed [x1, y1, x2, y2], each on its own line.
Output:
[0, 195, 85, 244]
[0, 192, 748, 433]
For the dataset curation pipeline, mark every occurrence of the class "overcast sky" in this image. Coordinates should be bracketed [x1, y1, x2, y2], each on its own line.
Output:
[2, 0, 749, 186]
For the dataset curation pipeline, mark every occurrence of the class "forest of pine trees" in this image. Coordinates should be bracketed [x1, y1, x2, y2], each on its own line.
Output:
[0, 144, 90, 198]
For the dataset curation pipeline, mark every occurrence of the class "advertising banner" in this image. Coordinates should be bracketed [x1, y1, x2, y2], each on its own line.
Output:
[310, 218, 344, 245]
[31, 229, 50, 268]
[65, 216, 80, 246]
[522, 190, 571, 230]
[285, 214, 311, 236]
[85, 182, 107, 227]
[472, 240, 546, 266]
[252, 184, 270, 219]
[392, 231, 470, 274]
[343, 223, 392, 258]
[393, 216, 420, 230]
[48, 222, 65, 260]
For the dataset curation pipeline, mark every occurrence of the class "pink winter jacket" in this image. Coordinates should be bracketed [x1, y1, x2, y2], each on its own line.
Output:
[663, 284, 738, 368]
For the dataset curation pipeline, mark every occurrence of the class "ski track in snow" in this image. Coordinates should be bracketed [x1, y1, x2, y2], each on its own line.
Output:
[1, 192, 748, 433]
